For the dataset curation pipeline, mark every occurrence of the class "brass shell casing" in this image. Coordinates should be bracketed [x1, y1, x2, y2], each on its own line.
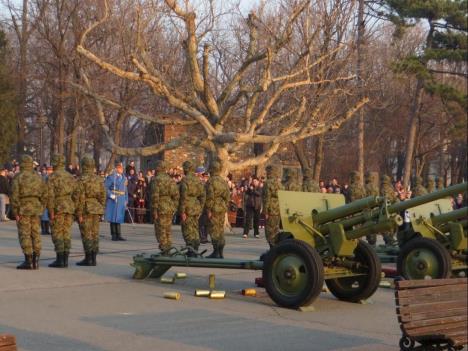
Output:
[160, 277, 175, 284]
[209, 291, 226, 299]
[174, 272, 187, 279]
[209, 274, 216, 289]
[194, 289, 211, 297]
[164, 292, 181, 300]
[242, 288, 257, 297]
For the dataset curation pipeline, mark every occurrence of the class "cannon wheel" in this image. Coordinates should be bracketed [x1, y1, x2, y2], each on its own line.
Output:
[397, 237, 451, 280]
[325, 240, 381, 303]
[263, 239, 324, 309]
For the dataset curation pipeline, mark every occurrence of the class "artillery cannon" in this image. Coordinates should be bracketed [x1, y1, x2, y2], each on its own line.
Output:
[375, 191, 468, 280]
[131, 182, 466, 309]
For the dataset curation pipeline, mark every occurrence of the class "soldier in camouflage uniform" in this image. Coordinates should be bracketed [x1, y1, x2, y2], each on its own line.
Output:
[10, 155, 48, 270]
[412, 175, 428, 197]
[302, 168, 320, 192]
[380, 174, 397, 245]
[76, 156, 106, 266]
[426, 176, 435, 193]
[179, 160, 206, 255]
[205, 162, 230, 258]
[436, 176, 444, 190]
[346, 171, 366, 204]
[151, 160, 179, 254]
[283, 168, 302, 191]
[47, 154, 78, 268]
[263, 165, 283, 247]
[364, 171, 380, 246]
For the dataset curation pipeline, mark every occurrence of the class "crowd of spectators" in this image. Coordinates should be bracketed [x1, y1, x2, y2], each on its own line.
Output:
[1, 159, 466, 233]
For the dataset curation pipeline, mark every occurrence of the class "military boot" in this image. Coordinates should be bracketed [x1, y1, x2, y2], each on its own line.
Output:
[63, 252, 69, 267]
[17, 254, 33, 270]
[45, 221, 51, 234]
[218, 242, 225, 259]
[91, 251, 97, 266]
[207, 241, 220, 258]
[49, 253, 65, 268]
[32, 253, 40, 270]
[116, 224, 126, 241]
[110, 223, 117, 241]
[76, 252, 92, 266]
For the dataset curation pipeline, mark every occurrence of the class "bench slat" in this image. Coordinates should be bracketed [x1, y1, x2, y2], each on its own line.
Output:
[0, 335, 15, 347]
[452, 336, 468, 346]
[396, 284, 467, 298]
[397, 300, 467, 315]
[398, 307, 467, 322]
[396, 292, 466, 306]
[395, 278, 467, 289]
[0, 346, 18, 351]
[406, 321, 467, 337]
[403, 315, 468, 330]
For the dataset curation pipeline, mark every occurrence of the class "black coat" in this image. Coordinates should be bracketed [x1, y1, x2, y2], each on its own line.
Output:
[245, 186, 262, 210]
[0, 175, 10, 195]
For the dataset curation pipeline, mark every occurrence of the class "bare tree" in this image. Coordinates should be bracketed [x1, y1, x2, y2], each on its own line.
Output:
[74, 0, 367, 173]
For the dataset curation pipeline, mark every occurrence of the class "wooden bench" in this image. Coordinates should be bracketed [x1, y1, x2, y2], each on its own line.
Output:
[0, 334, 17, 351]
[395, 278, 467, 351]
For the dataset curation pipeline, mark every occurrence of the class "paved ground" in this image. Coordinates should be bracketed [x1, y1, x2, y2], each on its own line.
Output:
[0, 221, 401, 351]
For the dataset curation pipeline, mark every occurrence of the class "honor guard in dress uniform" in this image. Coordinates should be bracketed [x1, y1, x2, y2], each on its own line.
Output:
[105, 161, 128, 241]
[10, 155, 48, 270]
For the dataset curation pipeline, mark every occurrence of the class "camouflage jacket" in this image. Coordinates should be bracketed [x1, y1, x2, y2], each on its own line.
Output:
[381, 184, 398, 204]
[205, 175, 230, 214]
[263, 178, 283, 216]
[76, 173, 106, 216]
[179, 174, 206, 216]
[347, 184, 367, 203]
[10, 171, 47, 216]
[283, 180, 302, 191]
[151, 173, 179, 215]
[365, 183, 380, 197]
[302, 180, 320, 192]
[412, 185, 428, 197]
[47, 170, 78, 215]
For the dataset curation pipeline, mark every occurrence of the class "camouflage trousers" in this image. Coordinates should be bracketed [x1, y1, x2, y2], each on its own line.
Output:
[181, 215, 200, 248]
[207, 211, 226, 245]
[79, 214, 100, 253]
[51, 213, 74, 253]
[17, 215, 41, 255]
[154, 215, 173, 251]
[265, 215, 281, 246]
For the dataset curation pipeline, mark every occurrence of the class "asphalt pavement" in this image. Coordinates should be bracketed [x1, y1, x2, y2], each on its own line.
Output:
[0, 221, 401, 351]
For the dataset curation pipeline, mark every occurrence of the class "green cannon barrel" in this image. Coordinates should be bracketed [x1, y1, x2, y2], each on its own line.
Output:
[312, 196, 383, 225]
[388, 183, 467, 215]
[431, 207, 468, 227]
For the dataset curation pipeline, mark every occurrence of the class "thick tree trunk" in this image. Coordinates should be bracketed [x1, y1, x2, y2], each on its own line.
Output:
[313, 135, 324, 182]
[356, 0, 365, 186]
[15, 0, 29, 156]
[402, 78, 424, 187]
[105, 109, 127, 173]
[293, 140, 311, 174]
[67, 98, 80, 166]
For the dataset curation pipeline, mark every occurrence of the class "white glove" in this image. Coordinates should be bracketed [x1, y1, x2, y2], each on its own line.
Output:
[110, 194, 116, 201]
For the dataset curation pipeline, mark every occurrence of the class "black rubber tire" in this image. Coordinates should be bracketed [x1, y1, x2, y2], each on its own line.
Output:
[275, 232, 294, 244]
[397, 237, 452, 280]
[325, 240, 382, 303]
[263, 239, 324, 309]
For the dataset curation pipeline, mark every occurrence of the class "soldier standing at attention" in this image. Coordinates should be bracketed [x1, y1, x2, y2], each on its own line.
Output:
[380, 174, 398, 245]
[47, 154, 78, 268]
[412, 176, 428, 197]
[436, 177, 444, 190]
[105, 161, 128, 241]
[150, 160, 179, 254]
[10, 155, 48, 270]
[76, 156, 106, 266]
[283, 168, 302, 191]
[346, 171, 366, 204]
[364, 171, 380, 246]
[263, 165, 283, 247]
[302, 168, 320, 192]
[205, 162, 230, 258]
[179, 160, 205, 255]
[426, 176, 435, 193]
